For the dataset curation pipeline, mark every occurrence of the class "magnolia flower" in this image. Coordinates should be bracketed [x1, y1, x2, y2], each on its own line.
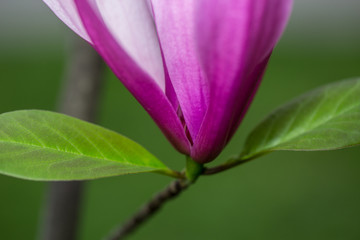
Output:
[44, 0, 292, 163]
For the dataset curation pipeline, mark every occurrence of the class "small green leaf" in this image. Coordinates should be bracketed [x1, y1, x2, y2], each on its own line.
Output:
[242, 78, 360, 160]
[0, 110, 175, 181]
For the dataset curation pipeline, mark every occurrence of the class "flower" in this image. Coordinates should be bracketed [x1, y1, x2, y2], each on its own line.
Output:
[43, 0, 292, 163]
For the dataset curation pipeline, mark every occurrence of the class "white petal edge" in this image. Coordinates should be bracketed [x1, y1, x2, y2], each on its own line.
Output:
[93, 0, 165, 91]
[43, 0, 91, 42]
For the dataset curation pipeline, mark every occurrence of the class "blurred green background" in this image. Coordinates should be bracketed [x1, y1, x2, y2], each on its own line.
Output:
[1, 1, 360, 239]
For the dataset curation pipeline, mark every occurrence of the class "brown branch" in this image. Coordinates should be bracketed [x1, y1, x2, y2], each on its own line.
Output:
[105, 157, 252, 240]
[39, 36, 104, 240]
[106, 179, 189, 240]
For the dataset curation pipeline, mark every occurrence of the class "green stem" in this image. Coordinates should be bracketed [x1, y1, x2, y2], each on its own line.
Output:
[185, 156, 204, 182]
[203, 155, 257, 175]
[158, 169, 185, 179]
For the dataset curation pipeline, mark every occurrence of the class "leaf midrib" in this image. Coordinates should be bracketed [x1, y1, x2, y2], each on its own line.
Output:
[0, 139, 160, 170]
[261, 100, 360, 153]
[246, 95, 360, 159]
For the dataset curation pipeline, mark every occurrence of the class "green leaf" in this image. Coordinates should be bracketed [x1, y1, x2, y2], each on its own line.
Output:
[241, 78, 360, 160]
[0, 110, 176, 181]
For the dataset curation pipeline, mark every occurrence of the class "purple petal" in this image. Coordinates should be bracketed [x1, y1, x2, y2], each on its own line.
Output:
[226, 54, 272, 142]
[43, 0, 91, 42]
[192, 0, 293, 163]
[74, 0, 191, 154]
[150, 0, 210, 141]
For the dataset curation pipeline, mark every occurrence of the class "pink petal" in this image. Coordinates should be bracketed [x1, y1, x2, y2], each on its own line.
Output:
[192, 0, 293, 163]
[74, 0, 191, 154]
[150, 0, 210, 140]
